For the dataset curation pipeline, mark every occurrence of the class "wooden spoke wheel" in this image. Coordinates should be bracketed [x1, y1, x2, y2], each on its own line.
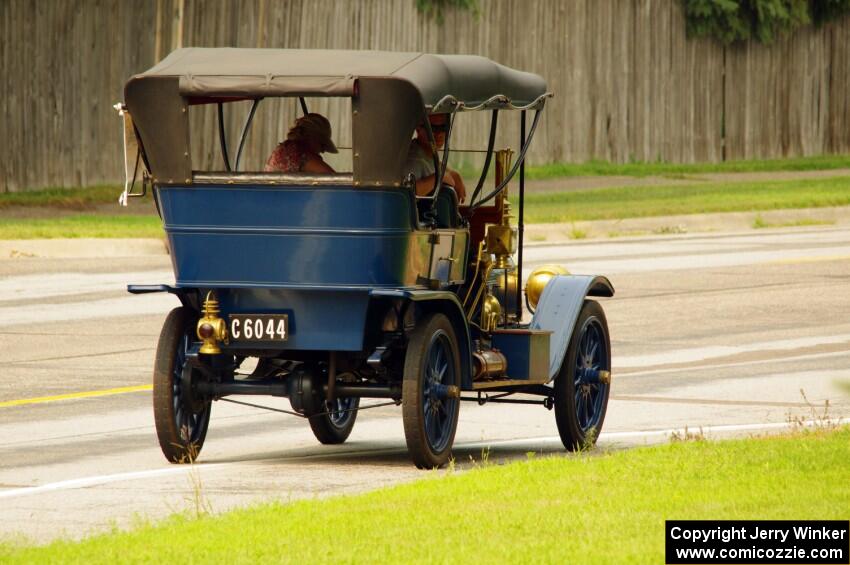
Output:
[402, 313, 461, 469]
[554, 300, 611, 451]
[153, 307, 212, 463]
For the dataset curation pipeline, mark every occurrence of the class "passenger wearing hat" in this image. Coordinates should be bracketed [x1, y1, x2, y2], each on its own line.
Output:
[265, 113, 337, 173]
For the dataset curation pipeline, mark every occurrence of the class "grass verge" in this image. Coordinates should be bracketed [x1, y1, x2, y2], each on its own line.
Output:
[0, 215, 163, 239]
[526, 154, 850, 179]
[2, 427, 848, 563]
[2, 176, 849, 238]
[512, 176, 850, 224]
[0, 185, 122, 209]
[3, 155, 849, 210]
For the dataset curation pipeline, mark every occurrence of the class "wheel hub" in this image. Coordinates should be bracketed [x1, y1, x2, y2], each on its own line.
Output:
[180, 362, 207, 413]
[571, 317, 610, 433]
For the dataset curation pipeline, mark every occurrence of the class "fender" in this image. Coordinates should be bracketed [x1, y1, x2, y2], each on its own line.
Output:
[127, 284, 194, 308]
[370, 289, 473, 389]
[529, 275, 614, 382]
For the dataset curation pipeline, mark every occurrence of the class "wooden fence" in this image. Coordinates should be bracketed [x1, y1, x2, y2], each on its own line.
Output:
[2, 0, 849, 192]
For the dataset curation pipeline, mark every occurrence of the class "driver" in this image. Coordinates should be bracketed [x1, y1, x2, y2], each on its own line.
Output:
[403, 113, 467, 203]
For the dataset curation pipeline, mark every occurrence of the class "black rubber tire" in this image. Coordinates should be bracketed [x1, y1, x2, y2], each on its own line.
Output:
[153, 307, 211, 463]
[308, 397, 359, 444]
[554, 300, 611, 451]
[402, 312, 461, 469]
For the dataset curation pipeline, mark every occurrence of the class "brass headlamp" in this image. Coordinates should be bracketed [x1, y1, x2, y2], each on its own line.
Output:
[525, 264, 570, 310]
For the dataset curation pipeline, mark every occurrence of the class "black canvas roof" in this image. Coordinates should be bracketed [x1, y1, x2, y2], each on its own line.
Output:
[133, 48, 548, 110]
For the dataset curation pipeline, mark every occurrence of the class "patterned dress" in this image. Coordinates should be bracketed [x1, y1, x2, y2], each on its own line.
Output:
[264, 140, 307, 172]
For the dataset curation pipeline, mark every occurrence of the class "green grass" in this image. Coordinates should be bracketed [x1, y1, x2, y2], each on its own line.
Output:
[0, 215, 163, 239]
[568, 224, 587, 239]
[0, 185, 123, 209]
[525, 154, 850, 180]
[512, 176, 850, 224]
[752, 213, 835, 230]
[2, 174, 850, 238]
[2, 427, 848, 564]
[4, 155, 846, 211]
[752, 213, 770, 229]
[453, 154, 850, 181]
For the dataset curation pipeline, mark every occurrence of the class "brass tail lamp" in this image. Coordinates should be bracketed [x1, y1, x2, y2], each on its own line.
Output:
[196, 291, 228, 354]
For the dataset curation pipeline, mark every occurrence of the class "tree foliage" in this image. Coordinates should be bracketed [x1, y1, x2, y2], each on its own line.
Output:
[810, 0, 850, 24]
[683, 0, 850, 43]
[415, 0, 479, 23]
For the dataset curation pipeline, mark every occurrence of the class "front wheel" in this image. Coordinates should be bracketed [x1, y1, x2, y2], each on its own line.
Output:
[402, 313, 461, 469]
[554, 300, 611, 451]
[308, 396, 359, 444]
[153, 307, 212, 463]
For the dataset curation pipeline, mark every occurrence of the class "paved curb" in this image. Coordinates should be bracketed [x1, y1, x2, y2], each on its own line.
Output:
[523, 205, 850, 245]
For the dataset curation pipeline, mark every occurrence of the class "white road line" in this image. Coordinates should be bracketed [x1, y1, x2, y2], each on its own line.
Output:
[524, 228, 850, 258]
[524, 229, 850, 260]
[2, 418, 844, 501]
[0, 230, 843, 301]
[0, 464, 228, 500]
[616, 334, 850, 369]
[0, 293, 176, 326]
[1, 229, 847, 323]
[0, 271, 173, 302]
[524, 245, 850, 275]
[615, 349, 850, 378]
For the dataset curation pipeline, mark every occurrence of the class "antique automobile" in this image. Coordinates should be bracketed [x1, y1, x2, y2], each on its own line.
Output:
[118, 48, 614, 468]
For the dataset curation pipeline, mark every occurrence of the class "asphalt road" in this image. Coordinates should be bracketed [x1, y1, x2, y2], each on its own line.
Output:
[1, 227, 849, 543]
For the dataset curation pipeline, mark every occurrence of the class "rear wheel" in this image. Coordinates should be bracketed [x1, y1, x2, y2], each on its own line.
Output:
[308, 396, 359, 444]
[402, 313, 461, 468]
[153, 307, 212, 463]
[554, 300, 611, 451]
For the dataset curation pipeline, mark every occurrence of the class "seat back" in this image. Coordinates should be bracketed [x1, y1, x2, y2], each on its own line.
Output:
[417, 186, 461, 228]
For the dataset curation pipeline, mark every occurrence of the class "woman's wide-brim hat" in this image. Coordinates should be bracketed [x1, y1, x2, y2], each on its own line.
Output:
[289, 113, 338, 153]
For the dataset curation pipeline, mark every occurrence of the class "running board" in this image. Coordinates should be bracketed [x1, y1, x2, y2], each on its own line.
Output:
[471, 378, 548, 390]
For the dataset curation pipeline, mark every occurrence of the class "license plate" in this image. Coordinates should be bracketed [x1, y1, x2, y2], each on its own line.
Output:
[228, 314, 288, 342]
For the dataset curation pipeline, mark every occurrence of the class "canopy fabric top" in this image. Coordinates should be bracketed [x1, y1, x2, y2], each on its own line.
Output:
[124, 48, 550, 185]
[133, 48, 548, 109]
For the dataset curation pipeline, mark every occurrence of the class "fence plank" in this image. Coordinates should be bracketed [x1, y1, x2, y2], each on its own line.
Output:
[2, 0, 849, 192]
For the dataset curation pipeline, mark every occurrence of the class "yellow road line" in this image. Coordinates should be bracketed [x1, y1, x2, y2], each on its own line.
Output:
[768, 254, 850, 265]
[0, 384, 152, 408]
